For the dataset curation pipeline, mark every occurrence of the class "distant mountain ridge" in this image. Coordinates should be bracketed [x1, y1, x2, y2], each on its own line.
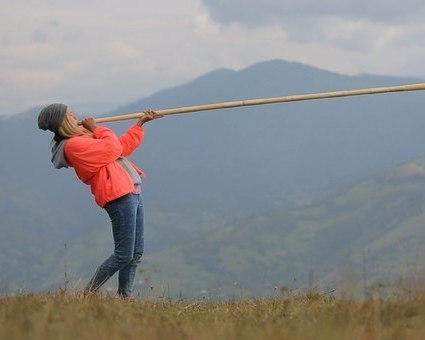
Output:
[1, 59, 425, 294]
[113, 59, 419, 114]
[117, 59, 425, 217]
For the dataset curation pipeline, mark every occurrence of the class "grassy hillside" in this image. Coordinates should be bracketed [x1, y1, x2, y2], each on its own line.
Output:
[142, 158, 425, 298]
[2, 292, 425, 340]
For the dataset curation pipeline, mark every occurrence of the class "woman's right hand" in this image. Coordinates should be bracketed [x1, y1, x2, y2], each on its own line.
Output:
[81, 117, 97, 132]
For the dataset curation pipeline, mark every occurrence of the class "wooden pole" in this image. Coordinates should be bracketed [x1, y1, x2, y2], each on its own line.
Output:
[93, 83, 425, 124]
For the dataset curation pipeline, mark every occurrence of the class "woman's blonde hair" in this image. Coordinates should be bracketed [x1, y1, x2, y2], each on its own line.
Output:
[58, 114, 90, 139]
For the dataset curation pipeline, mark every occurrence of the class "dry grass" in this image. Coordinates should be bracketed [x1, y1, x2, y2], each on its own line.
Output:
[1, 291, 425, 340]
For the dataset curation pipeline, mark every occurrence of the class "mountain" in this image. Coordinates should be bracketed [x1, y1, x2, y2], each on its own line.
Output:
[1, 59, 425, 294]
[110, 59, 425, 215]
[141, 158, 425, 299]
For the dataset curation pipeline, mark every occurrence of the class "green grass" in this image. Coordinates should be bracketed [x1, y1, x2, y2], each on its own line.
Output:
[2, 291, 425, 340]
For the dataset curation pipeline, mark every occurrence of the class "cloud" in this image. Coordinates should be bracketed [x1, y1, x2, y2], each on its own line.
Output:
[0, 0, 424, 117]
[0, 0, 205, 116]
[31, 21, 60, 43]
[198, 0, 425, 59]
[200, 0, 425, 27]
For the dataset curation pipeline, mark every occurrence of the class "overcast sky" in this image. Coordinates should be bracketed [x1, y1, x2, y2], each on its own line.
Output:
[1, 0, 425, 116]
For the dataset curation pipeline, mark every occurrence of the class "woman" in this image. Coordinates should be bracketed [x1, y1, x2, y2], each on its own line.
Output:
[38, 103, 162, 299]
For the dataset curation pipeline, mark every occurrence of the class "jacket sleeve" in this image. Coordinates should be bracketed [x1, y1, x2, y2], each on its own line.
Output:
[65, 127, 124, 171]
[118, 125, 144, 157]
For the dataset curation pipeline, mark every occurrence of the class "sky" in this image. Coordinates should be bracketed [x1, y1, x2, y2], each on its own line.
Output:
[1, 0, 425, 117]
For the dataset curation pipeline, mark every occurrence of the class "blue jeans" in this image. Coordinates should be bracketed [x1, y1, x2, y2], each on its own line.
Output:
[85, 193, 144, 297]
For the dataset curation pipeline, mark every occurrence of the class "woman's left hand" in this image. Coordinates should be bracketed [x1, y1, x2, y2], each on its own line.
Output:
[137, 110, 163, 126]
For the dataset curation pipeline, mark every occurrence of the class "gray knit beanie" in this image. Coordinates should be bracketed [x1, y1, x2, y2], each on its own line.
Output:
[38, 103, 68, 133]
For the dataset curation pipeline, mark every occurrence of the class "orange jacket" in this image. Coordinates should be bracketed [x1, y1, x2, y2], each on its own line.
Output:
[64, 125, 145, 207]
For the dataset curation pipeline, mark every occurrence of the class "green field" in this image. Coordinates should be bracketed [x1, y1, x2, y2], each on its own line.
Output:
[2, 290, 425, 340]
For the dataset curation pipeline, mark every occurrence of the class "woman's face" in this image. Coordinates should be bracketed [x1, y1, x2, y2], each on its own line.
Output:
[66, 107, 79, 127]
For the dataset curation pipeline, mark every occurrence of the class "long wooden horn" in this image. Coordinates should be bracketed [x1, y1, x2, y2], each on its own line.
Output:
[93, 83, 425, 124]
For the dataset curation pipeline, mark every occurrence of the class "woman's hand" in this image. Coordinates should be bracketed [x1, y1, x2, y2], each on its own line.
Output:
[81, 117, 97, 132]
[137, 110, 163, 126]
